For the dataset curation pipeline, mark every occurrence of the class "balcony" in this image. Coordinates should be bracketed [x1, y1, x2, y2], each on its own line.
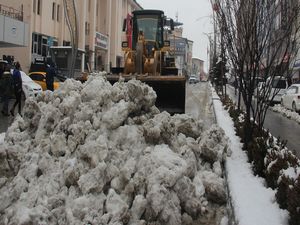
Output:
[0, 4, 28, 47]
[0, 4, 23, 21]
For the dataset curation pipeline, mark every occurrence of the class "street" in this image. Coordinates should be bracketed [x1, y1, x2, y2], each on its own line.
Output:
[226, 85, 300, 157]
[264, 109, 300, 156]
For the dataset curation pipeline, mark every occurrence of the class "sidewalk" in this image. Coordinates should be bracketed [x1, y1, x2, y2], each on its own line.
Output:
[211, 87, 288, 225]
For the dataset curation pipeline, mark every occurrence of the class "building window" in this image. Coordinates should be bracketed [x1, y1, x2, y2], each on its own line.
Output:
[37, 0, 41, 15]
[38, 35, 42, 55]
[42, 36, 48, 56]
[63, 40, 71, 46]
[33, 0, 36, 13]
[31, 33, 50, 56]
[32, 33, 38, 54]
[85, 22, 90, 35]
[57, 5, 60, 21]
[52, 3, 56, 20]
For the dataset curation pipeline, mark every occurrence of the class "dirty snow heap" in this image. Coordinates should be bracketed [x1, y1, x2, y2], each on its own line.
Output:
[0, 74, 229, 225]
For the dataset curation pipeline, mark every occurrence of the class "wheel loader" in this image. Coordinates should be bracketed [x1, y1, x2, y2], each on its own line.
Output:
[108, 10, 186, 114]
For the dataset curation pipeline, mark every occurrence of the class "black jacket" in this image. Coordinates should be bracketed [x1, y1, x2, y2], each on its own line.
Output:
[12, 69, 22, 93]
[46, 65, 56, 84]
[0, 71, 13, 96]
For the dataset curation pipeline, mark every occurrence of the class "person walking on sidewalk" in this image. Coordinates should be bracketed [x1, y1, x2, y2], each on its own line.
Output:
[46, 62, 56, 91]
[10, 62, 22, 116]
[1, 64, 13, 116]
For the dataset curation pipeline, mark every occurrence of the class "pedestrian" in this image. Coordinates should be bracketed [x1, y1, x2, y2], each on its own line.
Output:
[1, 64, 13, 116]
[0, 61, 5, 79]
[10, 62, 22, 116]
[46, 62, 56, 91]
[0, 61, 5, 102]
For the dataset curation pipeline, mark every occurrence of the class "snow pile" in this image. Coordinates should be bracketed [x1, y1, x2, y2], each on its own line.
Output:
[271, 104, 300, 124]
[0, 75, 229, 225]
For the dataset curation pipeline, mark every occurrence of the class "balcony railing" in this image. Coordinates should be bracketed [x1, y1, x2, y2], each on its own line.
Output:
[0, 4, 23, 21]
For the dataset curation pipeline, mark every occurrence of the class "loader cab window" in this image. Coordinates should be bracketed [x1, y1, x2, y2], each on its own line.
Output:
[133, 14, 163, 49]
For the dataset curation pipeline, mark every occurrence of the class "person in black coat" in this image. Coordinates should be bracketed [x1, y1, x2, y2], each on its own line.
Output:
[1, 64, 13, 116]
[0, 62, 5, 79]
[10, 62, 22, 116]
[46, 62, 56, 91]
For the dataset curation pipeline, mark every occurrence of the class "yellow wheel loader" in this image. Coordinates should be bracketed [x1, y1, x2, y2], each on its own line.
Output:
[108, 10, 186, 114]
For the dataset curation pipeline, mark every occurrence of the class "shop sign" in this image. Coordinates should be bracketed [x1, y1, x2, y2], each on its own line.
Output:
[95, 32, 108, 50]
[48, 37, 53, 46]
[11, 27, 17, 36]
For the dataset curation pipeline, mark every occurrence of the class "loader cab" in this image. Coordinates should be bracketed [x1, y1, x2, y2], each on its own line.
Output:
[132, 10, 165, 51]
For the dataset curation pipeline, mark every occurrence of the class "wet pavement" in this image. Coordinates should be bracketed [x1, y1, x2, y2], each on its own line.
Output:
[264, 108, 300, 156]
[226, 85, 300, 157]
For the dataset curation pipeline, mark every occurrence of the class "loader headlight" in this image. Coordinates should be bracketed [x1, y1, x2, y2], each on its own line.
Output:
[122, 41, 129, 48]
[164, 40, 170, 47]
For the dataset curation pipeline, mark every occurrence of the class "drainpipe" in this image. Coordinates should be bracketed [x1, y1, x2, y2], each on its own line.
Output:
[79, 1, 86, 73]
[107, 0, 112, 72]
[89, 0, 96, 72]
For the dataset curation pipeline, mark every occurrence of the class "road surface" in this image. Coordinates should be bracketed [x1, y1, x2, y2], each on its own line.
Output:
[226, 85, 300, 156]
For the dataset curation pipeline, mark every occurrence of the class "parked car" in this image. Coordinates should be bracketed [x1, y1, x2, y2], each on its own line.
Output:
[20, 71, 43, 99]
[280, 84, 300, 112]
[28, 71, 60, 91]
[189, 75, 199, 84]
[267, 76, 289, 104]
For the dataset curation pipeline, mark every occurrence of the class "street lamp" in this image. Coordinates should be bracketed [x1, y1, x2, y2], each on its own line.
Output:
[203, 32, 213, 72]
[195, 15, 214, 73]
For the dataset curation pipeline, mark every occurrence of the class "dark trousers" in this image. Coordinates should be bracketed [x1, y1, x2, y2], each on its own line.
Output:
[46, 82, 54, 91]
[11, 91, 22, 115]
[1, 95, 9, 115]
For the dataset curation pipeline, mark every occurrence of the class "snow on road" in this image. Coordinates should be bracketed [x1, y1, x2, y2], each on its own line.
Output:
[0, 74, 229, 225]
[271, 104, 300, 124]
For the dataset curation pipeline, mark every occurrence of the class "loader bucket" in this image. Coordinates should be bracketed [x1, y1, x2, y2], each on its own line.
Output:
[144, 78, 186, 114]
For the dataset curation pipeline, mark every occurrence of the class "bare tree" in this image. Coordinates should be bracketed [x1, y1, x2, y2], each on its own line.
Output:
[212, 0, 300, 148]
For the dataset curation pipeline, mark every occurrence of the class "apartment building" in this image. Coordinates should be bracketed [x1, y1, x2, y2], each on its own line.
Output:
[0, 0, 141, 73]
[169, 27, 193, 76]
[192, 57, 204, 80]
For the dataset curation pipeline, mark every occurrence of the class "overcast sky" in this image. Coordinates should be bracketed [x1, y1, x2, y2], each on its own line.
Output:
[137, 0, 214, 72]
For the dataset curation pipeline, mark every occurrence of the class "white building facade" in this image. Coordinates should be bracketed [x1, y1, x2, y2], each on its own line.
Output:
[0, 0, 142, 73]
